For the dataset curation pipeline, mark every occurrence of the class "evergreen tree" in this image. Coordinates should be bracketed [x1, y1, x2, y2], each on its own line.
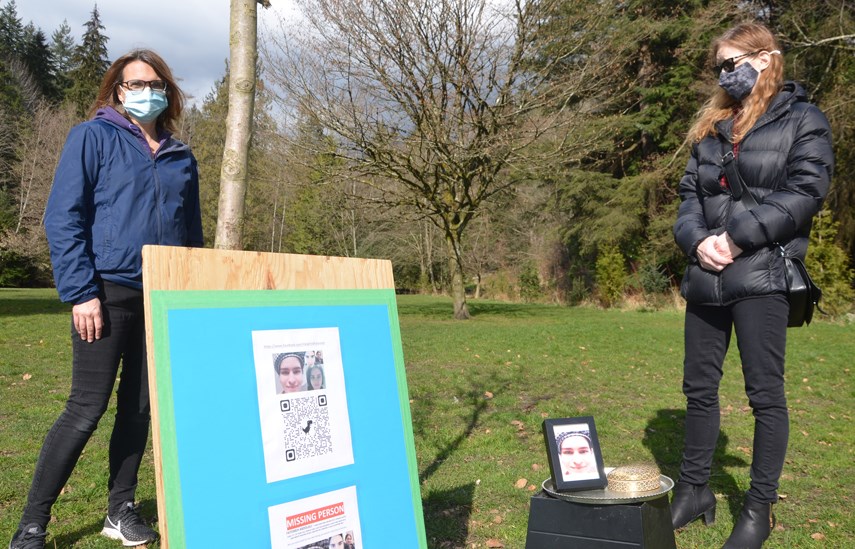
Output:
[189, 72, 230, 245]
[66, 4, 109, 118]
[276, 108, 350, 256]
[21, 23, 58, 101]
[50, 20, 75, 99]
[0, 0, 23, 57]
[186, 65, 282, 251]
[0, 0, 25, 114]
[595, 242, 628, 308]
[806, 210, 854, 317]
[527, 1, 742, 297]
[0, 1, 25, 228]
[769, 0, 855, 268]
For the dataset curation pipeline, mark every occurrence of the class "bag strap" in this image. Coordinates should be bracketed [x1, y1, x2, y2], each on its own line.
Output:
[721, 140, 760, 209]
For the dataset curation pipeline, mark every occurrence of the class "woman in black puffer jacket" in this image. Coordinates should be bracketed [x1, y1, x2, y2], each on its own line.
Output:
[670, 22, 833, 549]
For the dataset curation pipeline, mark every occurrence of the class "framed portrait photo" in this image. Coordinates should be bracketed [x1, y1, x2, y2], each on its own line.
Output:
[543, 416, 607, 492]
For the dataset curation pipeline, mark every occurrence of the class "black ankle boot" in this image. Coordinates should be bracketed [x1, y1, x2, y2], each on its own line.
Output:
[670, 481, 716, 529]
[722, 499, 775, 549]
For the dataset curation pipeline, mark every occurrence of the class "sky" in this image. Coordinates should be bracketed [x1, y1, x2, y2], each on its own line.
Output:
[15, 0, 291, 106]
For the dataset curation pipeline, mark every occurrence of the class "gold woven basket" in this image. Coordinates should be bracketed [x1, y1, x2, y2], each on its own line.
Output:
[606, 463, 661, 493]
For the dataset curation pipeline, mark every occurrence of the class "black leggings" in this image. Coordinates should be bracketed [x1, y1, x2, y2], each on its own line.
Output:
[19, 281, 150, 528]
[679, 294, 789, 504]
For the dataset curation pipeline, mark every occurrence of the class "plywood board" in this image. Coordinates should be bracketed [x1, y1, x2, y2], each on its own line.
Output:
[142, 246, 395, 292]
[141, 246, 424, 548]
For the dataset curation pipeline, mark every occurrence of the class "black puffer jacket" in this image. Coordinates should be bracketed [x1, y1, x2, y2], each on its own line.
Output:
[674, 82, 834, 305]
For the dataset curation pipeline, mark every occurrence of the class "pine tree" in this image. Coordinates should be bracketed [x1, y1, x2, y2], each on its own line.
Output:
[595, 243, 628, 308]
[0, 0, 23, 57]
[806, 210, 854, 317]
[185, 62, 293, 252]
[188, 72, 230, 245]
[0, 1, 25, 227]
[50, 20, 75, 99]
[0, 0, 26, 113]
[21, 23, 58, 101]
[65, 4, 109, 118]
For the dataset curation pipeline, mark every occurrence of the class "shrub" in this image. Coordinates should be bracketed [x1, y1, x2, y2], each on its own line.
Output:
[806, 210, 854, 317]
[0, 248, 52, 288]
[518, 261, 542, 302]
[595, 243, 627, 307]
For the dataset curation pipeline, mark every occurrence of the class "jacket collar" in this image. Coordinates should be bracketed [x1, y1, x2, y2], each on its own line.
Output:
[94, 107, 185, 155]
[715, 81, 805, 142]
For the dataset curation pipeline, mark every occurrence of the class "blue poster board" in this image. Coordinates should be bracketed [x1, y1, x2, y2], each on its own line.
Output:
[148, 289, 426, 548]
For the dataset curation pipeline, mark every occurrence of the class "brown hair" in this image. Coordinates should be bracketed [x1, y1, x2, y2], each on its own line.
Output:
[687, 22, 784, 143]
[88, 49, 185, 134]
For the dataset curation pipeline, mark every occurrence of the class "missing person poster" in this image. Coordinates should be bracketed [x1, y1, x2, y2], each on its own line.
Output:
[252, 327, 354, 483]
[268, 486, 362, 549]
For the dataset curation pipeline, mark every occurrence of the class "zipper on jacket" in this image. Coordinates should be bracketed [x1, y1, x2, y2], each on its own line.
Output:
[151, 155, 163, 243]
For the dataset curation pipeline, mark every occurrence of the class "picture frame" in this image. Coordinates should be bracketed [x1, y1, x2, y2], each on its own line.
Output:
[542, 416, 607, 492]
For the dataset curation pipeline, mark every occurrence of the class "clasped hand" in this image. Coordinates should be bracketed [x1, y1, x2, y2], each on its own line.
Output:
[696, 232, 743, 272]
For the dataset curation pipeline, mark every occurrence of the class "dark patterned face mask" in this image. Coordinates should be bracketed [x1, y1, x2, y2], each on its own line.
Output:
[718, 61, 759, 101]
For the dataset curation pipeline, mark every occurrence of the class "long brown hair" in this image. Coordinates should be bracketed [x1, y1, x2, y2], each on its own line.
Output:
[687, 22, 784, 143]
[88, 49, 185, 134]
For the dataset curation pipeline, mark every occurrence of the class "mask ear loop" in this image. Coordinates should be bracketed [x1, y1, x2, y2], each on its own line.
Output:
[756, 50, 781, 73]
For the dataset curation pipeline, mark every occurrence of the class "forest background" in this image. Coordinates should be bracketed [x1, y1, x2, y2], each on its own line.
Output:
[0, 0, 852, 318]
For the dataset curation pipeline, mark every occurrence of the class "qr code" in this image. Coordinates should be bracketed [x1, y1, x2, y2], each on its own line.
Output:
[280, 394, 332, 462]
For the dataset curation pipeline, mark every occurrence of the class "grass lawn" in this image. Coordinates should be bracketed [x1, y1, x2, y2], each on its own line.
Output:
[1, 289, 853, 548]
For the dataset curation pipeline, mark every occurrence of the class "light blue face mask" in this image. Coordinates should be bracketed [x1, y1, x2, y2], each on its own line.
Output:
[121, 88, 168, 123]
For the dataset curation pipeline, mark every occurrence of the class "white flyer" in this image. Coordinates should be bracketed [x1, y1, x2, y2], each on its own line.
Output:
[252, 327, 354, 483]
[268, 486, 363, 549]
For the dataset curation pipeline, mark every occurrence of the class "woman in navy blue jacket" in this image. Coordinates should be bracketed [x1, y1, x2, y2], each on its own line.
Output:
[670, 23, 833, 549]
[9, 49, 202, 549]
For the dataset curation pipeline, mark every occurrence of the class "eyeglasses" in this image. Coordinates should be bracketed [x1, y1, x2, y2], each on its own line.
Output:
[712, 51, 760, 77]
[119, 79, 167, 92]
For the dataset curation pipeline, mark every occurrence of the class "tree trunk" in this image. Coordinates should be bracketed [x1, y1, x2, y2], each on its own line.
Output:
[215, 0, 258, 250]
[445, 234, 470, 320]
[474, 272, 482, 299]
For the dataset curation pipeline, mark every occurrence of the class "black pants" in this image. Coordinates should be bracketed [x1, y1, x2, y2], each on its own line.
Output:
[679, 294, 789, 504]
[19, 281, 150, 528]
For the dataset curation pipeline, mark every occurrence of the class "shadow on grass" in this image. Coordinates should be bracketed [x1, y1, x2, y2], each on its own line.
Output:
[469, 301, 564, 319]
[396, 295, 560, 320]
[49, 498, 159, 547]
[643, 409, 748, 522]
[0, 290, 66, 317]
[418, 391, 489, 484]
[49, 520, 103, 547]
[422, 483, 476, 548]
[416, 379, 502, 547]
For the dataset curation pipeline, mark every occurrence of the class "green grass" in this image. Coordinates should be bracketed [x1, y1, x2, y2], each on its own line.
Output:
[2, 289, 853, 548]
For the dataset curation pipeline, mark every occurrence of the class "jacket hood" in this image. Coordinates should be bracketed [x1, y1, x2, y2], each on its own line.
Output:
[766, 81, 806, 114]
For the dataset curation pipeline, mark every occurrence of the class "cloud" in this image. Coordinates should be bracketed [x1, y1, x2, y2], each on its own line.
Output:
[16, 0, 232, 105]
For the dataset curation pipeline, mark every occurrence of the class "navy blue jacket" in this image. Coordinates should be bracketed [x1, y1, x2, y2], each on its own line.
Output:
[45, 108, 203, 304]
[673, 82, 833, 305]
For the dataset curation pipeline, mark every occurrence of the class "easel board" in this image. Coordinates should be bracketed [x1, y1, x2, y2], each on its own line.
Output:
[142, 246, 426, 548]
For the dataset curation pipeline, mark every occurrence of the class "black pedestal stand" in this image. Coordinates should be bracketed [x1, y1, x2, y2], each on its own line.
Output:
[525, 490, 677, 549]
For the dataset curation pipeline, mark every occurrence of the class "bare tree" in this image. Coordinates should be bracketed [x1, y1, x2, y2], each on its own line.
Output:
[264, 0, 634, 318]
[12, 102, 76, 234]
[0, 101, 76, 277]
[215, 0, 270, 249]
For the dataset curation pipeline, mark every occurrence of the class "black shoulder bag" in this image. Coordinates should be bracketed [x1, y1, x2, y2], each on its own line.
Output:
[721, 141, 823, 327]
